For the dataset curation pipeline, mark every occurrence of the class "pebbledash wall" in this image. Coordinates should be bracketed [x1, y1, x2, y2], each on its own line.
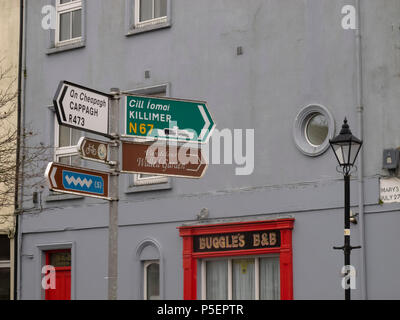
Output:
[17, 0, 400, 299]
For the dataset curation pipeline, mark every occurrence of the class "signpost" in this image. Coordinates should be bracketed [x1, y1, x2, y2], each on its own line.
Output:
[48, 80, 215, 300]
[124, 95, 215, 143]
[77, 137, 110, 164]
[53, 81, 111, 137]
[121, 141, 208, 179]
[107, 89, 120, 301]
[45, 162, 110, 200]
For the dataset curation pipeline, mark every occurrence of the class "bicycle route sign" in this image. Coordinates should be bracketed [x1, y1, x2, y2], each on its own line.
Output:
[77, 137, 110, 163]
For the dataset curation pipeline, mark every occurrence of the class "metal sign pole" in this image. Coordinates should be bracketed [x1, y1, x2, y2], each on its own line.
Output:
[108, 88, 120, 300]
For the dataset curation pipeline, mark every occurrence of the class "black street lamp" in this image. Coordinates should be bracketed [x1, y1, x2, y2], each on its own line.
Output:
[329, 118, 363, 300]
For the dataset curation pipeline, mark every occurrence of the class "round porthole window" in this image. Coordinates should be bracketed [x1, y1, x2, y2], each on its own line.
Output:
[293, 104, 335, 157]
[305, 114, 329, 147]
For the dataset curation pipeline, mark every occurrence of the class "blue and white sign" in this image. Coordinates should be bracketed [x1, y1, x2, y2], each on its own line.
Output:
[62, 170, 104, 195]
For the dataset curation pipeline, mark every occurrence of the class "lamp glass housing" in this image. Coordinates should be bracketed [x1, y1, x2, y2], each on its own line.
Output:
[329, 119, 363, 169]
[331, 141, 362, 167]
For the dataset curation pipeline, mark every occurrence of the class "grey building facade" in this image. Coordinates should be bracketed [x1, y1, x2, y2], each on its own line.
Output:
[16, 0, 400, 299]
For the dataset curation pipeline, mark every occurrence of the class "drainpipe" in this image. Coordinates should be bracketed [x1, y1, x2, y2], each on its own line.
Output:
[355, 0, 367, 300]
[14, 0, 23, 300]
[16, 0, 27, 301]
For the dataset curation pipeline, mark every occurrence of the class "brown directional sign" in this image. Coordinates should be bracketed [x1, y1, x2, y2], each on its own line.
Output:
[45, 162, 110, 200]
[77, 137, 110, 163]
[121, 141, 208, 179]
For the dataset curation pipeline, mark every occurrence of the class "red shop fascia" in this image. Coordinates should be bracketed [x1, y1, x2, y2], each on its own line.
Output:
[178, 218, 295, 300]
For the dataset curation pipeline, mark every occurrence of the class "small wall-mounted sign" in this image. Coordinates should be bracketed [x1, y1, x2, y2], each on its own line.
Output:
[193, 230, 281, 253]
[380, 177, 400, 203]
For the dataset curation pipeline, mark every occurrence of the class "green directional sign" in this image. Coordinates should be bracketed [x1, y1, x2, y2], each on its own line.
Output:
[124, 95, 215, 143]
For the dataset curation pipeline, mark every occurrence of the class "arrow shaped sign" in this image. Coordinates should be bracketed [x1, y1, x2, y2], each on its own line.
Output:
[45, 162, 111, 200]
[77, 137, 110, 164]
[121, 141, 208, 179]
[53, 81, 111, 137]
[50, 165, 57, 188]
[124, 95, 215, 143]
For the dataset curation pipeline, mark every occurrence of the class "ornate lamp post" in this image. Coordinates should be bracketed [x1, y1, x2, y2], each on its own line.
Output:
[329, 118, 363, 300]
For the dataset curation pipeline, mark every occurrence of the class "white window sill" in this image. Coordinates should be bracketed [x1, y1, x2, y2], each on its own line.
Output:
[125, 180, 172, 194]
[46, 40, 85, 55]
[126, 21, 171, 37]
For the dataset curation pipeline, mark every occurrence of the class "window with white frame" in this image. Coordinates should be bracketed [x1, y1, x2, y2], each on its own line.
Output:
[135, 0, 168, 28]
[54, 117, 81, 166]
[133, 173, 168, 186]
[201, 256, 280, 300]
[56, 0, 83, 46]
[143, 260, 160, 300]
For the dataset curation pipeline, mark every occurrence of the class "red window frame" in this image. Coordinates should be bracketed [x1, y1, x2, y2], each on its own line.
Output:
[178, 218, 294, 300]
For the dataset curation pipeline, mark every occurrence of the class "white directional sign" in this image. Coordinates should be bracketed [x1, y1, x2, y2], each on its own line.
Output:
[53, 81, 111, 136]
